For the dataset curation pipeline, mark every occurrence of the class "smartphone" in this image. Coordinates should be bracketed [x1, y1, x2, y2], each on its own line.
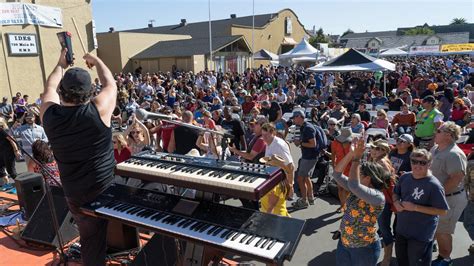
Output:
[57, 31, 74, 65]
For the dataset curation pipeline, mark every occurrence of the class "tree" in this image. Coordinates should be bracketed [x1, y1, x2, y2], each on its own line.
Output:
[403, 26, 435, 35]
[309, 27, 329, 47]
[341, 28, 354, 37]
[450, 17, 468, 25]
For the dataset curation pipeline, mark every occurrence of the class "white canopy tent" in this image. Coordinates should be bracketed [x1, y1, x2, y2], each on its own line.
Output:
[279, 38, 319, 66]
[308, 48, 396, 94]
[379, 48, 408, 57]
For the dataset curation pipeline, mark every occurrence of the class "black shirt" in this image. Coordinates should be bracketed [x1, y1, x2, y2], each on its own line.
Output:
[173, 125, 199, 155]
[221, 118, 245, 150]
[356, 110, 371, 122]
[43, 102, 115, 198]
[388, 98, 404, 111]
[0, 130, 14, 155]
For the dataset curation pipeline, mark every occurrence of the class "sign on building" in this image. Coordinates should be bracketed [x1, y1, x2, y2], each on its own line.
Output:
[0, 3, 62, 28]
[409, 45, 439, 55]
[285, 17, 292, 35]
[7, 34, 39, 56]
[440, 43, 474, 52]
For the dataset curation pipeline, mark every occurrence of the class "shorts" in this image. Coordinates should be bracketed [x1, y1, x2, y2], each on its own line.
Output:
[437, 191, 468, 234]
[297, 158, 317, 178]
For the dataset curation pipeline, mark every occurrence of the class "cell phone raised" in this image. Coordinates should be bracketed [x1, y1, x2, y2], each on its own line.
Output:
[57, 31, 74, 65]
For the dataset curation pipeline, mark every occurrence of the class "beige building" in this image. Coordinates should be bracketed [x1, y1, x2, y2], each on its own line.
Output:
[97, 8, 309, 74]
[0, 0, 95, 100]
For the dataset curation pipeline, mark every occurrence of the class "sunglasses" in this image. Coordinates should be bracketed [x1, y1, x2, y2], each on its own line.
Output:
[328, 123, 336, 126]
[371, 146, 385, 151]
[411, 159, 428, 166]
[131, 131, 141, 134]
[396, 139, 407, 144]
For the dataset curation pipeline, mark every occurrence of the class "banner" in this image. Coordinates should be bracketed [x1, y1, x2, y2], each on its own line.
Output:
[409, 45, 439, 54]
[440, 43, 474, 52]
[0, 3, 62, 28]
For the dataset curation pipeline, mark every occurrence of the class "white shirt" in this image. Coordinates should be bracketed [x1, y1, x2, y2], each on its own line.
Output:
[265, 136, 293, 165]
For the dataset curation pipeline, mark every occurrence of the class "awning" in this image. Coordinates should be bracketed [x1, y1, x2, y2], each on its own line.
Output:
[282, 37, 297, 45]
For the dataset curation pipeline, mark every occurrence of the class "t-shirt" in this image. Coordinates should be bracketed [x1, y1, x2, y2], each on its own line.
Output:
[356, 110, 371, 122]
[300, 122, 319, 160]
[430, 143, 467, 192]
[0, 103, 13, 119]
[43, 102, 115, 198]
[221, 118, 245, 150]
[265, 136, 293, 165]
[173, 125, 200, 155]
[114, 147, 131, 164]
[389, 150, 412, 175]
[394, 173, 449, 242]
[387, 99, 404, 111]
[0, 129, 14, 154]
[392, 112, 416, 127]
[157, 122, 177, 152]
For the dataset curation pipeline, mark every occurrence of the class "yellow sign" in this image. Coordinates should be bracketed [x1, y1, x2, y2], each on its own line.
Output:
[440, 43, 474, 52]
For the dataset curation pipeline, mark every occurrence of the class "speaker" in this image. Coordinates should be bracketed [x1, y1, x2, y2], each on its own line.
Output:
[21, 187, 78, 248]
[15, 172, 45, 220]
[131, 234, 179, 266]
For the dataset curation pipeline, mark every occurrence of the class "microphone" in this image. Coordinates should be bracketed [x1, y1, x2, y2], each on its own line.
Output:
[135, 108, 174, 121]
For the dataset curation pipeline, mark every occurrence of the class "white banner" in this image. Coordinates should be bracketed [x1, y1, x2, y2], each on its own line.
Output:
[7, 34, 38, 55]
[0, 3, 62, 28]
[409, 45, 439, 54]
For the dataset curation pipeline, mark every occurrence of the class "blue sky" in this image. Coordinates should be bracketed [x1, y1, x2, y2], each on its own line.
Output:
[92, 0, 474, 35]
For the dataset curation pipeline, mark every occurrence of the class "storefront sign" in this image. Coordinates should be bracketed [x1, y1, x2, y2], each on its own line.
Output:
[285, 17, 292, 35]
[440, 43, 474, 52]
[409, 45, 439, 54]
[0, 3, 62, 28]
[7, 34, 39, 55]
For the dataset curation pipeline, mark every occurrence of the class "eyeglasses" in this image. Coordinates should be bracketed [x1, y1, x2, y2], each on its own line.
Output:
[131, 131, 140, 134]
[411, 159, 429, 166]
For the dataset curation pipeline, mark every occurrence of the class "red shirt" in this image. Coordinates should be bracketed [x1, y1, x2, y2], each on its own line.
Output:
[157, 122, 177, 151]
[114, 147, 131, 164]
[242, 101, 256, 115]
[451, 107, 468, 121]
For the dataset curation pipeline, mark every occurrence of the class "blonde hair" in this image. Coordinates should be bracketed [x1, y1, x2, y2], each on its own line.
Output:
[114, 133, 128, 149]
[377, 109, 387, 118]
[0, 117, 8, 130]
[439, 121, 462, 141]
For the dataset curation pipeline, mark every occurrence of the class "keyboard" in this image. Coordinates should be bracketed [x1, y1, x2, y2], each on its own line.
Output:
[115, 151, 285, 200]
[82, 184, 305, 264]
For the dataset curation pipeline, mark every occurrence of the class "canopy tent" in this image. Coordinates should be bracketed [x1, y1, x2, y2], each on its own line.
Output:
[308, 48, 396, 95]
[308, 48, 396, 72]
[379, 48, 408, 57]
[279, 38, 319, 66]
[253, 49, 279, 60]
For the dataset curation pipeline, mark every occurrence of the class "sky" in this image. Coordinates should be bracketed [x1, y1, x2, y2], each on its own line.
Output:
[92, 0, 474, 35]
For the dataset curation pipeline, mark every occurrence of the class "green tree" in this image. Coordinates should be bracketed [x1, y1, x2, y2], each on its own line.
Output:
[341, 28, 354, 37]
[450, 17, 468, 25]
[403, 26, 435, 35]
[309, 27, 328, 47]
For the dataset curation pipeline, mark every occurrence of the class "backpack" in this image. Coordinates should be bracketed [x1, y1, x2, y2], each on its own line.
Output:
[314, 124, 329, 154]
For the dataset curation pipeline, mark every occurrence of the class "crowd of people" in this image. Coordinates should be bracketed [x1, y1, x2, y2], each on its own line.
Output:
[0, 52, 474, 266]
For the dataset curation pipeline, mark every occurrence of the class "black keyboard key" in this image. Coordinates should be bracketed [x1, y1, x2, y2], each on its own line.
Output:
[220, 229, 232, 239]
[198, 224, 211, 233]
[207, 226, 218, 235]
[261, 238, 270, 249]
[212, 227, 224, 236]
[240, 234, 251, 243]
[177, 219, 189, 227]
[255, 237, 265, 247]
[246, 235, 256, 245]
[231, 232, 241, 241]
[226, 231, 236, 240]
[182, 220, 195, 228]
[267, 239, 277, 250]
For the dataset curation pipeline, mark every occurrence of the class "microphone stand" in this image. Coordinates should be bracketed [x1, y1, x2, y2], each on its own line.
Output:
[6, 134, 67, 265]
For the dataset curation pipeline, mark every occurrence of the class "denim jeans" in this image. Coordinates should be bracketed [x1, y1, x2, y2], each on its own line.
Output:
[463, 201, 474, 240]
[66, 189, 109, 266]
[395, 233, 433, 266]
[378, 202, 395, 246]
[336, 239, 381, 266]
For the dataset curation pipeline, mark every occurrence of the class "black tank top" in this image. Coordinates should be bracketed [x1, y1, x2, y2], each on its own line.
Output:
[173, 125, 199, 155]
[43, 102, 115, 198]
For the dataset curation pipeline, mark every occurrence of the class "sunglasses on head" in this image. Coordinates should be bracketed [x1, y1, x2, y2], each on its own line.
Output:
[411, 158, 428, 166]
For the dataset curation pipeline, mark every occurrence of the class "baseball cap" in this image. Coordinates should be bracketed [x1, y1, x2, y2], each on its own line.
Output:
[60, 68, 92, 92]
[398, 134, 414, 143]
[290, 110, 305, 119]
[422, 95, 436, 104]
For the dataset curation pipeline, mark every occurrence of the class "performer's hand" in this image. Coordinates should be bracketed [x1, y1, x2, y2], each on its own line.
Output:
[57, 48, 69, 69]
[83, 53, 99, 69]
[14, 150, 22, 160]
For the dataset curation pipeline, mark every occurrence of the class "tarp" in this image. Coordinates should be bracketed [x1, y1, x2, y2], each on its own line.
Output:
[379, 48, 408, 57]
[0, 3, 63, 28]
[253, 49, 279, 60]
[308, 48, 396, 72]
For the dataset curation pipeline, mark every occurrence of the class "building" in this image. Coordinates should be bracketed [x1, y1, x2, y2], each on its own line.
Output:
[97, 8, 309, 74]
[340, 23, 474, 53]
[0, 0, 95, 100]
